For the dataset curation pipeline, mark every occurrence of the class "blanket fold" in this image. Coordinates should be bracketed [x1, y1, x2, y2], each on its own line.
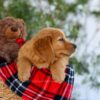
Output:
[0, 62, 74, 100]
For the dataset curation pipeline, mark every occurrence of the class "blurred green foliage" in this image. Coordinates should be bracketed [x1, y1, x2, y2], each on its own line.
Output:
[0, 0, 86, 39]
[92, 11, 100, 17]
[70, 57, 89, 75]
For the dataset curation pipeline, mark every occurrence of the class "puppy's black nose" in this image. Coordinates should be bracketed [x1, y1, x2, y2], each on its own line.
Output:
[11, 26, 18, 32]
[72, 44, 77, 49]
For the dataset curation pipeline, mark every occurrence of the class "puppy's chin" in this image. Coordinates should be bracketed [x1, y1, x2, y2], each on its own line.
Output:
[55, 53, 69, 59]
[67, 51, 76, 58]
[69, 53, 75, 58]
[64, 52, 75, 57]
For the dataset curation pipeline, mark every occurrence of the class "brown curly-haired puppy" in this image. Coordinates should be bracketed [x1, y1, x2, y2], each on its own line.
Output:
[0, 17, 26, 63]
[17, 28, 76, 83]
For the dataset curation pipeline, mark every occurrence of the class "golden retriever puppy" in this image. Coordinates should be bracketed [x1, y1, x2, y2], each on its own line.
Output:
[17, 27, 76, 82]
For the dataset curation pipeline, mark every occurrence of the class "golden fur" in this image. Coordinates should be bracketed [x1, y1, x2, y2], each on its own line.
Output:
[17, 27, 76, 83]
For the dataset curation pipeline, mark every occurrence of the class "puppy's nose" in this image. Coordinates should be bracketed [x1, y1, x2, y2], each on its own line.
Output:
[72, 44, 77, 49]
[11, 26, 18, 32]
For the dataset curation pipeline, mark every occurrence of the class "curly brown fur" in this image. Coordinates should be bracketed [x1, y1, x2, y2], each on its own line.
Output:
[17, 27, 76, 83]
[0, 17, 26, 63]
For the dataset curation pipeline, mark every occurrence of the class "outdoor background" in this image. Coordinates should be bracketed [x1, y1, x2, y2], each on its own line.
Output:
[0, 0, 100, 100]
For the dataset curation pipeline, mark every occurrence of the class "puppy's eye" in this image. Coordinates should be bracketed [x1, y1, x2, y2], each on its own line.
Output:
[58, 38, 64, 42]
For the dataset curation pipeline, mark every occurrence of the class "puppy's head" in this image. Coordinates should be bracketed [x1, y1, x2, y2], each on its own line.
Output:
[0, 17, 26, 39]
[51, 28, 76, 58]
[33, 28, 76, 67]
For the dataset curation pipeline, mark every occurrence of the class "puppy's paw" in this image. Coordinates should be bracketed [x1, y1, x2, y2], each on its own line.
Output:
[18, 72, 30, 82]
[50, 65, 66, 83]
[51, 67, 66, 83]
[52, 74, 65, 83]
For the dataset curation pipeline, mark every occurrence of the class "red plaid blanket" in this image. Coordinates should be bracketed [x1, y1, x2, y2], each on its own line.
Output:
[0, 61, 74, 100]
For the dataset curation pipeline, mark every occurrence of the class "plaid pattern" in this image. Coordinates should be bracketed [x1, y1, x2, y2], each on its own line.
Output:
[0, 62, 74, 100]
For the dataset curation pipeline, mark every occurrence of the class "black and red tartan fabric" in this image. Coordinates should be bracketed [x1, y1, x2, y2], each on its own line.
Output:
[0, 38, 74, 100]
[0, 62, 74, 100]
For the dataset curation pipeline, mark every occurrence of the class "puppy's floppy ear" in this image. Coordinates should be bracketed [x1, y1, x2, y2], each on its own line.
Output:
[34, 36, 54, 64]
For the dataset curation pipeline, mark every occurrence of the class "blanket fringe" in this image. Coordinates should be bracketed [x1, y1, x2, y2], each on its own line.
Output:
[0, 79, 21, 100]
